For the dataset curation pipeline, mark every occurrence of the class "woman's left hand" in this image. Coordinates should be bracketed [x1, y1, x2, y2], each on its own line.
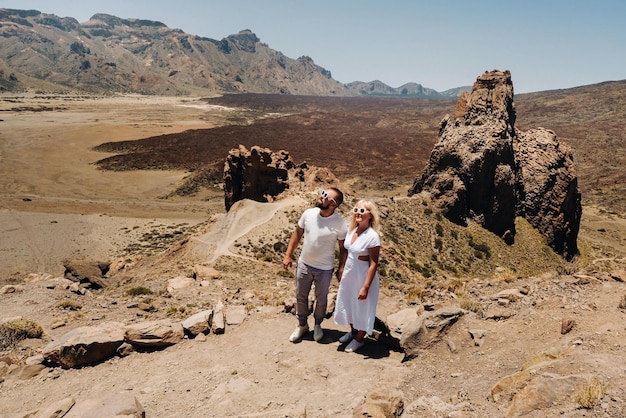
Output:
[358, 286, 369, 300]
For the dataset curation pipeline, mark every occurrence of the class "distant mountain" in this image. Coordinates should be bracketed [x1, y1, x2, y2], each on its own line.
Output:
[344, 80, 460, 98]
[0, 8, 467, 97]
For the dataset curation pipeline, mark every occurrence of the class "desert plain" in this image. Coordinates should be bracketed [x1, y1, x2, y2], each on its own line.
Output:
[0, 93, 625, 417]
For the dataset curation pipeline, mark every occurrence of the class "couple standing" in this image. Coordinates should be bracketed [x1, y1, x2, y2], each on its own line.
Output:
[281, 187, 381, 353]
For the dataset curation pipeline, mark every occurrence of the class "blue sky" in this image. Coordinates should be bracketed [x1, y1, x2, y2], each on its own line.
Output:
[2, 0, 625, 93]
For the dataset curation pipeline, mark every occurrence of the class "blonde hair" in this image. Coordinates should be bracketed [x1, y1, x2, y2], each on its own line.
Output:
[350, 199, 380, 233]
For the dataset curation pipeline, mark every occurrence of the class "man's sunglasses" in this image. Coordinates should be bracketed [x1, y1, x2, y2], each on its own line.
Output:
[353, 207, 370, 214]
[320, 190, 337, 205]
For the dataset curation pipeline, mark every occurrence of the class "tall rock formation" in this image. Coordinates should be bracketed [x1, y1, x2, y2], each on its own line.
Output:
[223, 145, 294, 211]
[223, 145, 342, 211]
[514, 128, 581, 259]
[409, 70, 581, 260]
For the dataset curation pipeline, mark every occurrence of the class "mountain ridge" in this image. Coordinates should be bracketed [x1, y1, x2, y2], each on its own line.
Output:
[0, 8, 469, 97]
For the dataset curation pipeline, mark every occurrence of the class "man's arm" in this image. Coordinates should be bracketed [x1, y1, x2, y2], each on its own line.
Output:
[335, 239, 347, 281]
[282, 226, 304, 270]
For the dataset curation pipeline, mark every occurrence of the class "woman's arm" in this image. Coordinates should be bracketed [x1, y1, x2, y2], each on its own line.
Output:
[358, 245, 380, 300]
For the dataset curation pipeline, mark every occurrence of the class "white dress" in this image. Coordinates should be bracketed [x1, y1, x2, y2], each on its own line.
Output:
[334, 227, 380, 335]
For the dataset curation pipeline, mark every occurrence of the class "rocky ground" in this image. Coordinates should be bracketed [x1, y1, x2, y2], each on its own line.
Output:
[0, 94, 625, 417]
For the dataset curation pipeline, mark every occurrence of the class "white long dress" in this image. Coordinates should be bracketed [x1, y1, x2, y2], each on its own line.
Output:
[333, 226, 380, 335]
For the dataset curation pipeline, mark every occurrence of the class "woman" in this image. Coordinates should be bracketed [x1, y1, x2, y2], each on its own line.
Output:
[334, 199, 381, 352]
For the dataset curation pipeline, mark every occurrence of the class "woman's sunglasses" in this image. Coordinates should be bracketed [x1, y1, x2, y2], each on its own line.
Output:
[320, 190, 337, 205]
[353, 207, 370, 214]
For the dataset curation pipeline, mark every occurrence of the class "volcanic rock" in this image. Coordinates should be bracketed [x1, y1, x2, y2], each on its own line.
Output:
[409, 70, 581, 259]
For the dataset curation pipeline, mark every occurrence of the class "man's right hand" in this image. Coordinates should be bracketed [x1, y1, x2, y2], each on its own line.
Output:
[282, 256, 293, 270]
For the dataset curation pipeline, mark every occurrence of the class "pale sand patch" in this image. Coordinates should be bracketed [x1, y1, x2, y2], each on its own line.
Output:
[0, 95, 227, 278]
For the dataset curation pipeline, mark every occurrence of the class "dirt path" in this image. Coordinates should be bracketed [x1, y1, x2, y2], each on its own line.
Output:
[189, 197, 304, 264]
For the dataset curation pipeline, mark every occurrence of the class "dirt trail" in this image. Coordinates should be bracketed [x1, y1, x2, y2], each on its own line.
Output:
[189, 197, 304, 264]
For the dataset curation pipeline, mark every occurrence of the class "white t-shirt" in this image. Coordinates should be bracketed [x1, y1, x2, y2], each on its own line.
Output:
[297, 207, 348, 270]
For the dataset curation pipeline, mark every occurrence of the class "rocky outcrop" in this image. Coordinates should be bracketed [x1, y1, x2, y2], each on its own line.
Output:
[223, 144, 341, 211]
[409, 70, 581, 259]
[514, 128, 582, 259]
[223, 145, 294, 211]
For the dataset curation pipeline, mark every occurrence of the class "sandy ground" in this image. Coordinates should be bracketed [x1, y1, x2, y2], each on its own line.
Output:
[0, 94, 625, 417]
[0, 95, 222, 277]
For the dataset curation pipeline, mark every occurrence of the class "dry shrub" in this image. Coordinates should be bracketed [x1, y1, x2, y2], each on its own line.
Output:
[0, 319, 44, 350]
[458, 297, 483, 316]
[575, 375, 607, 409]
[56, 300, 82, 310]
[406, 285, 427, 304]
[125, 286, 153, 296]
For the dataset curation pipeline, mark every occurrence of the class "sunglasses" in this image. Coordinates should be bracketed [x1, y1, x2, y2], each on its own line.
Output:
[320, 190, 337, 205]
[353, 207, 370, 214]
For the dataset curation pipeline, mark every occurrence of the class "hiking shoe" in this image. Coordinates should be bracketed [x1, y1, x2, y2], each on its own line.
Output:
[289, 324, 309, 342]
[345, 338, 365, 353]
[313, 325, 324, 342]
[339, 331, 354, 344]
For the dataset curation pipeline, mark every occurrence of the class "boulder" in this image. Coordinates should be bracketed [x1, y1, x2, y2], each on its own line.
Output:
[212, 303, 226, 334]
[225, 305, 247, 325]
[63, 256, 110, 289]
[124, 319, 184, 348]
[386, 308, 419, 343]
[165, 276, 195, 293]
[42, 322, 126, 368]
[182, 309, 214, 336]
[64, 391, 145, 418]
[399, 307, 465, 361]
[193, 264, 222, 280]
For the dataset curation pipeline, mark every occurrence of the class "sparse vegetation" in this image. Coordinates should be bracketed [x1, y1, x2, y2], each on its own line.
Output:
[125, 286, 154, 296]
[56, 300, 82, 310]
[575, 376, 607, 409]
[458, 297, 483, 316]
[0, 319, 44, 350]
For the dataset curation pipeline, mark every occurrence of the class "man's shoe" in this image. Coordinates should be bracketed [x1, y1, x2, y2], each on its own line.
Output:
[338, 331, 354, 344]
[345, 338, 365, 353]
[313, 325, 323, 342]
[289, 324, 309, 342]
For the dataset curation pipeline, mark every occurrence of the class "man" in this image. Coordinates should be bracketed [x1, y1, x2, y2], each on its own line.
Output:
[282, 187, 348, 343]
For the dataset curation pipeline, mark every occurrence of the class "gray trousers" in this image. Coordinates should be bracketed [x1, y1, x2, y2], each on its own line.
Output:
[295, 261, 333, 326]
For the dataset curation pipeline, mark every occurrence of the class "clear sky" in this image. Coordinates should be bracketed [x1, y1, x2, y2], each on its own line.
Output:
[2, 0, 625, 93]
